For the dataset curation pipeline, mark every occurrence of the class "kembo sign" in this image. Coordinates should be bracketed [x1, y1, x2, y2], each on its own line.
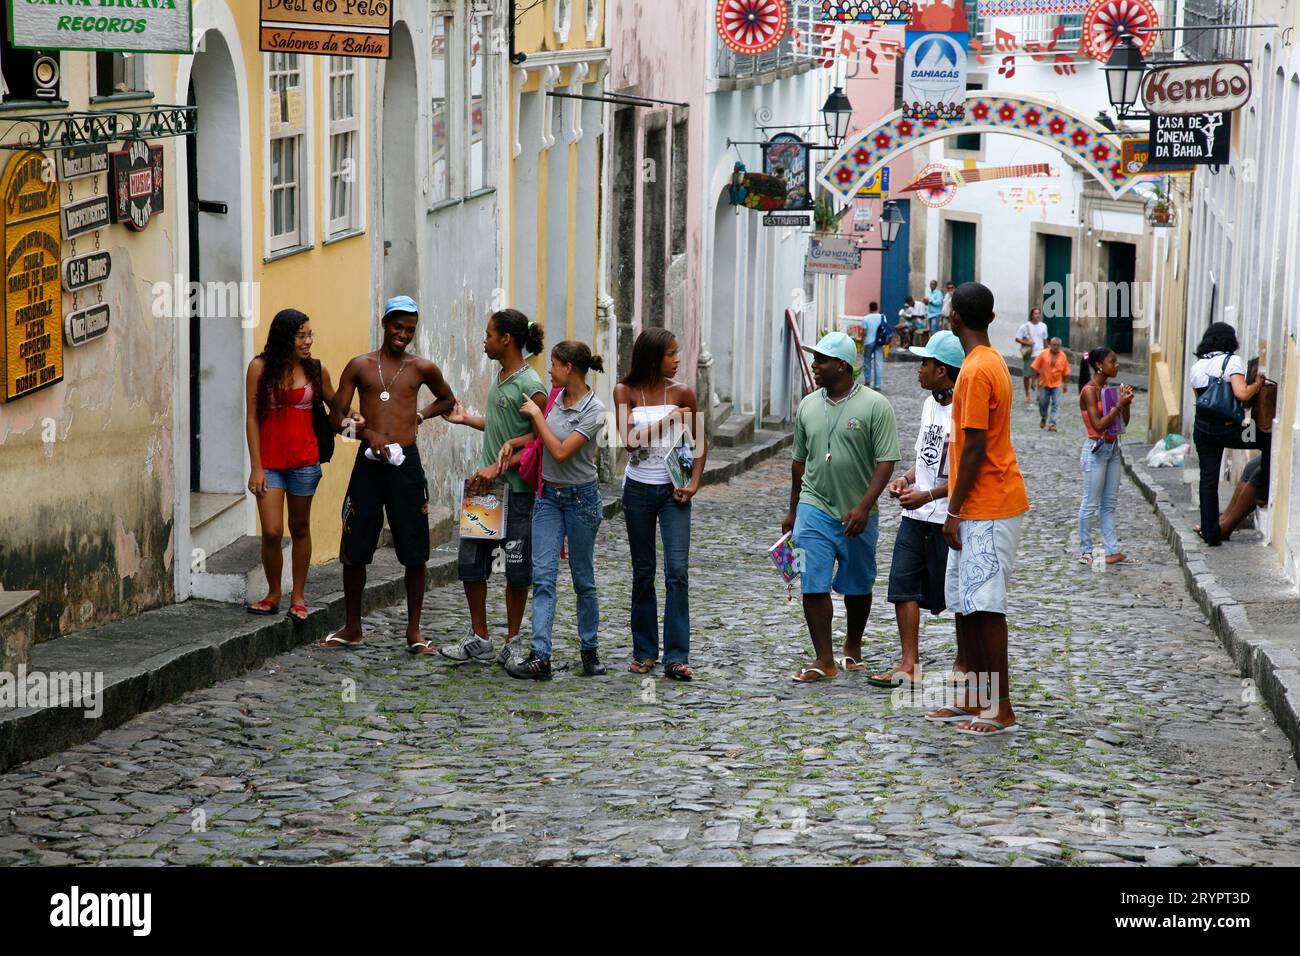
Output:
[6, 0, 193, 53]
[1141, 62, 1252, 116]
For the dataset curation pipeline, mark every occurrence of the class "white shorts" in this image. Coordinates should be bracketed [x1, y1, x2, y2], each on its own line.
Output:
[944, 514, 1024, 616]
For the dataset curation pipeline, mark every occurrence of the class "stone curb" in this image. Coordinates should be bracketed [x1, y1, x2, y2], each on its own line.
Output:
[0, 429, 793, 774]
[1122, 450, 1300, 766]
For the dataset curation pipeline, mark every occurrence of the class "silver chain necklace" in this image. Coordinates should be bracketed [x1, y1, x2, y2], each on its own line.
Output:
[375, 351, 406, 402]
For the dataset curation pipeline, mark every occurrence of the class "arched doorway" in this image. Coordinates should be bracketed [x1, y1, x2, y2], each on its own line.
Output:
[709, 189, 739, 408]
[186, 28, 248, 558]
[381, 21, 418, 307]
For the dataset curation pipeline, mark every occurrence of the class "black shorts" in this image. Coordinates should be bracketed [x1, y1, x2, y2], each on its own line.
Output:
[457, 488, 534, 588]
[339, 446, 430, 568]
[887, 516, 949, 614]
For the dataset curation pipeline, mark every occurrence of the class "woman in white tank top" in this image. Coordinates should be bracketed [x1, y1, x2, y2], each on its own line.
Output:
[613, 329, 708, 681]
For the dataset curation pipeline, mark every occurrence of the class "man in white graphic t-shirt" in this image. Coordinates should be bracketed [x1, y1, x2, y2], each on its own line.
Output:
[867, 330, 966, 689]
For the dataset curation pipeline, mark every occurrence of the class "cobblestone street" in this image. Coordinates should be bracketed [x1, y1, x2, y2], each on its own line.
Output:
[2, 360, 1297, 867]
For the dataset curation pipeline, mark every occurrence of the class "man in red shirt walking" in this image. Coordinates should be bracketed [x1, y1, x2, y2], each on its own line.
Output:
[1032, 336, 1071, 431]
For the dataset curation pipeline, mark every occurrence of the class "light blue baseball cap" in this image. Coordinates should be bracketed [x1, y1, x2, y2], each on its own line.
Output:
[803, 331, 859, 369]
[910, 330, 966, 368]
[383, 295, 419, 318]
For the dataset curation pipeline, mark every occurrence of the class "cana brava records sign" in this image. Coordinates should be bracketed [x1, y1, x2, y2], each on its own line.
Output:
[6, 0, 193, 53]
[109, 141, 165, 231]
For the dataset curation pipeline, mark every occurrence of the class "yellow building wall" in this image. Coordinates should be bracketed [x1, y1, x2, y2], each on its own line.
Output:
[231, 6, 372, 563]
[1147, 176, 1192, 442]
[1271, 335, 1299, 562]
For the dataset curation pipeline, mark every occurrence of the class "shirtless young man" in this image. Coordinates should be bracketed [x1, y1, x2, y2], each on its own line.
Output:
[319, 296, 457, 654]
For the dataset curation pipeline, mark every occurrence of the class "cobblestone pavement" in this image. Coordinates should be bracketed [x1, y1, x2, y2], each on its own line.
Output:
[2, 360, 1298, 867]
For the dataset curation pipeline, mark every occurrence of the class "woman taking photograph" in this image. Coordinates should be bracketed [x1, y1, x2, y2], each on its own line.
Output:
[502, 341, 608, 681]
[1189, 322, 1268, 546]
[1077, 347, 1133, 565]
[613, 328, 707, 681]
[245, 309, 356, 621]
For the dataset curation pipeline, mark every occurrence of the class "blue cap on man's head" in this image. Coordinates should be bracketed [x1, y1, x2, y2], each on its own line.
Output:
[383, 295, 419, 319]
[802, 331, 859, 369]
[910, 330, 966, 368]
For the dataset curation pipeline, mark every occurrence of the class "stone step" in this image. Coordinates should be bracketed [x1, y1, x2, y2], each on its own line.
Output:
[0, 590, 38, 672]
[712, 401, 732, 428]
[191, 492, 247, 559]
[712, 413, 755, 448]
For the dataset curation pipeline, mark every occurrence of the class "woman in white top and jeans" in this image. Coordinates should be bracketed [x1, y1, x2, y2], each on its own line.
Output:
[613, 329, 708, 680]
[1190, 322, 1266, 546]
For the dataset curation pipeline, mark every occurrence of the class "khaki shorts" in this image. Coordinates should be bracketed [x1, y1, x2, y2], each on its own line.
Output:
[944, 514, 1024, 616]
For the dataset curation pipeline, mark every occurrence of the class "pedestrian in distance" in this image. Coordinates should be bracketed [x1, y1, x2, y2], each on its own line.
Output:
[1033, 336, 1072, 431]
[442, 309, 550, 664]
[926, 279, 944, 336]
[1188, 322, 1269, 547]
[896, 296, 917, 348]
[613, 328, 708, 681]
[862, 301, 887, 390]
[245, 309, 361, 622]
[319, 296, 457, 653]
[783, 332, 901, 682]
[1078, 347, 1133, 566]
[940, 281, 955, 331]
[869, 330, 964, 689]
[912, 294, 930, 346]
[504, 341, 609, 681]
[928, 281, 1029, 735]
[1015, 307, 1049, 404]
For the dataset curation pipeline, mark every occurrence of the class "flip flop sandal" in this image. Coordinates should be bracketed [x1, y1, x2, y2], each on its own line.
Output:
[406, 641, 438, 656]
[836, 656, 866, 672]
[664, 663, 694, 682]
[247, 599, 280, 615]
[628, 659, 658, 674]
[1078, 554, 1093, 564]
[792, 667, 837, 683]
[287, 604, 309, 622]
[318, 633, 364, 649]
[866, 671, 915, 688]
[925, 707, 980, 723]
[954, 718, 1020, 737]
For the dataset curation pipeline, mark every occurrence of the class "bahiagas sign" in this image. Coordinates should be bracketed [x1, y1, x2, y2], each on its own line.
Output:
[1141, 62, 1252, 116]
[2, 151, 63, 402]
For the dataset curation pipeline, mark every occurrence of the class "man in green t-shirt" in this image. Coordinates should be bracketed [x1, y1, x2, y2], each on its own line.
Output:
[444, 309, 550, 665]
[782, 332, 900, 682]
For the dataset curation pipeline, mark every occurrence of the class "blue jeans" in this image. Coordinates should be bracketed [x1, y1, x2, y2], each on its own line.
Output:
[530, 481, 603, 661]
[1038, 385, 1061, 425]
[863, 348, 884, 389]
[622, 477, 691, 665]
[1079, 439, 1121, 556]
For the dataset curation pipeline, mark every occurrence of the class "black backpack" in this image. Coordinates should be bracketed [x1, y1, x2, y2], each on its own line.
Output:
[310, 360, 336, 463]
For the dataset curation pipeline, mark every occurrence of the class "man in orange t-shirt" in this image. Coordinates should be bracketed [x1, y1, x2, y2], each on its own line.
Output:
[929, 282, 1029, 737]
[1031, 337, 1071, 430]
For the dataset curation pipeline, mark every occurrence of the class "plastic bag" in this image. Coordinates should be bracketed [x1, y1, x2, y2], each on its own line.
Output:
[1144, 439, 1187, 468]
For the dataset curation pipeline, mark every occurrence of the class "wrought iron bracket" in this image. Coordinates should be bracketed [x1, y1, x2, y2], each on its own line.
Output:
[0, 104, 196, 152]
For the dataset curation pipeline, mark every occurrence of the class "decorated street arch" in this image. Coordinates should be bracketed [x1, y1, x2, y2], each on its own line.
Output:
[817, 92, 1140, 201]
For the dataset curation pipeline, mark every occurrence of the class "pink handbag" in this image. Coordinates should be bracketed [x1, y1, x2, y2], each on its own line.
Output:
[518, 387, 564, 491]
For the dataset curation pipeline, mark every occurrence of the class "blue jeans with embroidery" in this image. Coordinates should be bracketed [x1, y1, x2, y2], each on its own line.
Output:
[530, 481, 603, 661]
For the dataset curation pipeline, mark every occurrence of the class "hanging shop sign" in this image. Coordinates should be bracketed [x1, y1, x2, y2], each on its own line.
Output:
[1150, 112, 1232, 165]
[856, 167, 891, 198]
[59, 144, 110, 182]
[1141, 62, 1252, 116]
[1120, 138, 1193, 175]
[716, 0, 790, 56]
[63, 251, 113, 293]
[763, 133, 813, 211]
[6, 0, 193, 53]
[764, 213, 812, 227]
[806, 236, 862, 275]
[902, 22, 968, 121]
[1, 150, 62, 402]
[109, 141, 165, 231]
[62, 196, 111, 239]
[260, 0, 394, 58]
[63, 304, 112, 348]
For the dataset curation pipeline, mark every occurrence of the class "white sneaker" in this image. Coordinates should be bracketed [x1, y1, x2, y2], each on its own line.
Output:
[497, 639, 523, 667]
[438, 634, 496, 664]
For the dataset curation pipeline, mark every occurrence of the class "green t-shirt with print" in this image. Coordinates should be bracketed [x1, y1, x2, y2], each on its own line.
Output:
[793, 385, 901, 520]
[479, 364, 548, 493]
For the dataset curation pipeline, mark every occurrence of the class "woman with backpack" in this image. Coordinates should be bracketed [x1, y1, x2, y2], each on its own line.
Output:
[245, 308, 358, 621]
[1189, 322, 1267, 546]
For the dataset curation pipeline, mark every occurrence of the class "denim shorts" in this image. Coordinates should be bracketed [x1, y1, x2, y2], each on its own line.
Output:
[265, 463, 322, 497]
[793, 503, 879, 596]
[458, 488, 535, 588]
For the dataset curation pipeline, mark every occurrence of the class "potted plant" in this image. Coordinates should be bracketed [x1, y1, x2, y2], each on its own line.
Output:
[814, 198, 849, 234]
[1146, 182, 1173, 226]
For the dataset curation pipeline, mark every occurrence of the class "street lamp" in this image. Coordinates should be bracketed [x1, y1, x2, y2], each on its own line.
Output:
[878, 201, 904, 252]
[821, 86, 853, 148]
[1103, 33, 1147, 120]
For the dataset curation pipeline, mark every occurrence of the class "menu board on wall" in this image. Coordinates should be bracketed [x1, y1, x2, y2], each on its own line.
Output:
[259, 0, 393, 58]
[2, 151, 63, 402]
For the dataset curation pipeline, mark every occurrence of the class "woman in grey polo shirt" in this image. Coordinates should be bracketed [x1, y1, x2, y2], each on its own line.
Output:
[507, 341, 608, 681]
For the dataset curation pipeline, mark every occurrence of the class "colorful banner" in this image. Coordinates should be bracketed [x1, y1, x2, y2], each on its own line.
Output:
[815, 1, 912, 24]
[902, 31, 968, 120]
[980, 0, 1086, 14]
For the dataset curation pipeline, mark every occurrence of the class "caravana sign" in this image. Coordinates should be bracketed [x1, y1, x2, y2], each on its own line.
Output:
[1141, 62, 1252, 116]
